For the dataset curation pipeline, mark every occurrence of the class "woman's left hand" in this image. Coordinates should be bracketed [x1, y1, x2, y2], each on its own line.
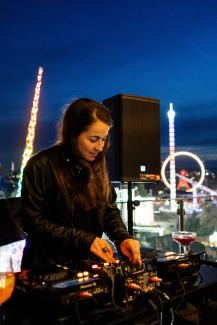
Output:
[119, 238, 142, 265]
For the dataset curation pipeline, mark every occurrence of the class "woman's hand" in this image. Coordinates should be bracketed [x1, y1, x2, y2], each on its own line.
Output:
[119, 239, 142, 265]
[90, 237, 117, 263]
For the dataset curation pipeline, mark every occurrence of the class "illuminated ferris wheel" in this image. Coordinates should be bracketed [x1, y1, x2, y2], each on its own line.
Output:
[161, 102, 210, 211]
[16, 67, 43, 197]
[161, 151, 206, 189]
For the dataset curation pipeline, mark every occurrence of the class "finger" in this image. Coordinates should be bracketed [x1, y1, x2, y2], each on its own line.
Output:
[102, 246, 113, 255]
[121, 247, 133, 261]
[106, 246, 114, 257]
[132, 253, 142, 265]
[92, 245, 116, 263]
[121, 245, 142, 264]
[100, 246, 116, 263]
[90, 238, 117, 263]
[101, 252, 116, 263]
[132, 248, 142, 264]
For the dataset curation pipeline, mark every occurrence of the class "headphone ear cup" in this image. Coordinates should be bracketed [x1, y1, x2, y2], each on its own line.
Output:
[72, 164, 90, 181]
[70, 164, 83, 177]
[62, 153, 90, 181]
[63, 156, 89, 180]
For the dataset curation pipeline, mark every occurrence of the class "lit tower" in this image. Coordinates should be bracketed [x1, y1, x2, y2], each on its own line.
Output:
[167, 103, 176, 211]
[16, 67, 43, 197]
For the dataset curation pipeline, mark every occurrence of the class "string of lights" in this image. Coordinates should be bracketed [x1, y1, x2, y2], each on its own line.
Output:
[16, 66, 43, 197]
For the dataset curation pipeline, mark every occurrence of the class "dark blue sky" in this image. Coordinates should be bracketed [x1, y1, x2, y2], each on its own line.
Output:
[1, 0, 217, 172]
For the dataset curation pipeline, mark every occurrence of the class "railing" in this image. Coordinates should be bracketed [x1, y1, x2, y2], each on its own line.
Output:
[1, 181, 217, 262]
[113, 182, 217, 262]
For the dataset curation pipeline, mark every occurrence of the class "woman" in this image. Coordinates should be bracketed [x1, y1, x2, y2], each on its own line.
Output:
[21, 98, 141, 270]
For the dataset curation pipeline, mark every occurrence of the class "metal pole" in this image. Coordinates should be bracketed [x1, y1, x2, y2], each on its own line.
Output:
[177, 199, 185, 231]
[127, 182, 133, 235]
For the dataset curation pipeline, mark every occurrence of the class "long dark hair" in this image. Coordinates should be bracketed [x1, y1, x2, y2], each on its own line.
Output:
[57, 98, 112, 210]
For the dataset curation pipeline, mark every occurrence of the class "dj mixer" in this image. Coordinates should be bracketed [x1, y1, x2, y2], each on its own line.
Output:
[11, 251, 201, 324]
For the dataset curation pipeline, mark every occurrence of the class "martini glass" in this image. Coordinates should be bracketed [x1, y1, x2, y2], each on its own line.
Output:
[0, 239, 26, 323]
[0, 272, 15, 324]
[172, 231, 197, 255]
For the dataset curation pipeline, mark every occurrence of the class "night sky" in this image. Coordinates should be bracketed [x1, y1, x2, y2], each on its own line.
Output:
[1, 0, 217, 172]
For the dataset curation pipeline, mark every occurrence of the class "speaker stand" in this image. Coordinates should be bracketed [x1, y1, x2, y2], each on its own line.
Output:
[127, 182, 133, 235]
[177, 199, 185, 231]
[127, 182, 140, 236]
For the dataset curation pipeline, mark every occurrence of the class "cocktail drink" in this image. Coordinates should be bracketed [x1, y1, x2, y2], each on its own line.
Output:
[0, 272, 15, 324]
[172, 231, 197, 255]
[0, 239, 25, 323]
[0, 272, 15, 304]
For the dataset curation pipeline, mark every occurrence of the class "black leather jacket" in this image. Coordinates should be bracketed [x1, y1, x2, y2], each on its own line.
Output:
[21, 144, 132, 269]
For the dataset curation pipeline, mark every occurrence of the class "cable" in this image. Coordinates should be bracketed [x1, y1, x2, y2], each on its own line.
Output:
[153, 288, 175, 325]
[103, 265, 127, 312]
[173, 268, 186, 312]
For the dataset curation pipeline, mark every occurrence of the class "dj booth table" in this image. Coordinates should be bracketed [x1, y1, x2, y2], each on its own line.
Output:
[163, 263, 217, 324]
[171, 263, 217, 301]
[3, 259, 217, 325]
[178, 263, 217, 323]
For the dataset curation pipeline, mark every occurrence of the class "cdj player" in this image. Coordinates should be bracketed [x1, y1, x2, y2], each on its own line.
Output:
[10, 251, 201, 324]
[144, 251, 201, 296]
[14, 258, 162, 324]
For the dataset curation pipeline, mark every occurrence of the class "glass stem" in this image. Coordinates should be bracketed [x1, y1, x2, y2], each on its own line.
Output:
[183, 245, 189, 255]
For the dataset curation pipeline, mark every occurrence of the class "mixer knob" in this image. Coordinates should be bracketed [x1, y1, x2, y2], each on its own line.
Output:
[78, 291, 93, 299]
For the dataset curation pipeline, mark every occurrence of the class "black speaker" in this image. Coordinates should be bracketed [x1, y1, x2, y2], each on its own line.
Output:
[103, 94, 161, 182]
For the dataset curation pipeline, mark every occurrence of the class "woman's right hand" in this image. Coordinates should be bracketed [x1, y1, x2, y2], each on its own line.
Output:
[90, 237, 117, 263]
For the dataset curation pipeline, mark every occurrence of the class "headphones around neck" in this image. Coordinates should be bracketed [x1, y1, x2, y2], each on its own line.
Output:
[62, 154, 90, 180]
